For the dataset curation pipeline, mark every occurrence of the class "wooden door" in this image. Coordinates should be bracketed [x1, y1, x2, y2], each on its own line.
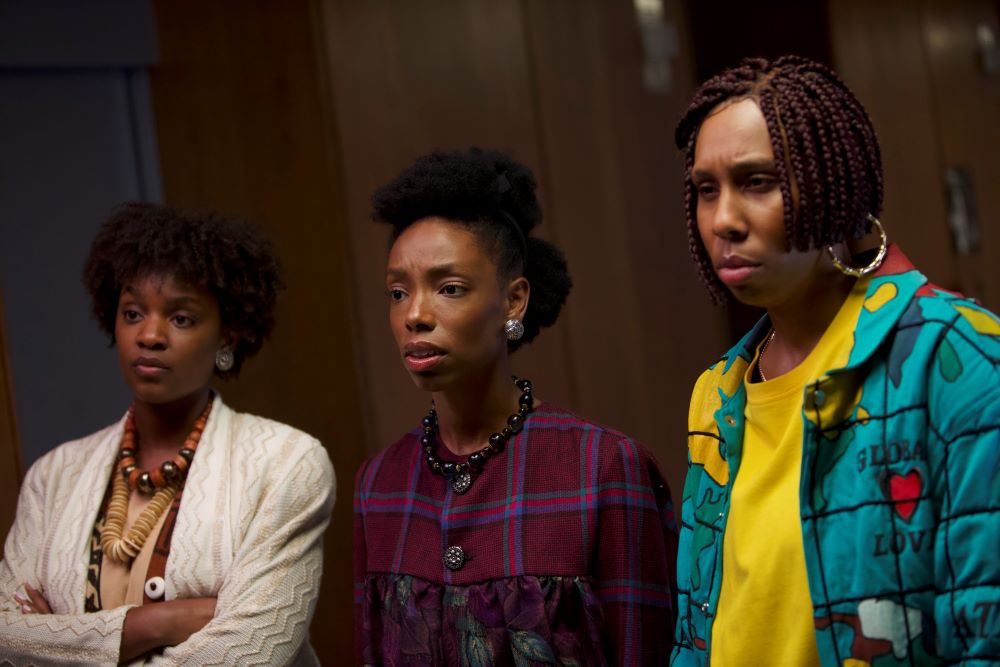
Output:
[319, 0, 720, 503]
[149, 0, 367, 658]
[830, 0, 1000, 310]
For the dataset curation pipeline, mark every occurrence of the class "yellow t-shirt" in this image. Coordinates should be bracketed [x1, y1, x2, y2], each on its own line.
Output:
[710, 278, 868, 666]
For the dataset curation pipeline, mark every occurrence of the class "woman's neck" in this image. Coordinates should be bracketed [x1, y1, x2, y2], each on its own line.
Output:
[132, 388, 212, 460]
[764, 272, 855, 376]
[432, 363, 522, 456]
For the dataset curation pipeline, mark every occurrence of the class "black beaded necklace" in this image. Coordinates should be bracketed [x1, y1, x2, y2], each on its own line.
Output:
[422, 377, 534, 493]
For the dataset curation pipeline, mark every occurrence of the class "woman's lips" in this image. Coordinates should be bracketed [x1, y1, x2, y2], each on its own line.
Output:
[717, 265, 758, 285]
[404, 352, 445, 373]
[133, 364, 169, 378]
[716, 257, 760, 286]
[403, 342, 446, 373]
[133, 357, 169, 378]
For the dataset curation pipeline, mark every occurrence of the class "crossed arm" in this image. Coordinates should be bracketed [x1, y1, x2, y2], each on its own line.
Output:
[0, 438, 334, 665]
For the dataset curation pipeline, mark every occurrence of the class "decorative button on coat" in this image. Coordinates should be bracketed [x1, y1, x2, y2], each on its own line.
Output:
[144, 576, 165, 600]
[443, 545, 466, 571]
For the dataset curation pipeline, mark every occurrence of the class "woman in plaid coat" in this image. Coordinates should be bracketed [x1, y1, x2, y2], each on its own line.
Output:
[354, 148, 678, 666]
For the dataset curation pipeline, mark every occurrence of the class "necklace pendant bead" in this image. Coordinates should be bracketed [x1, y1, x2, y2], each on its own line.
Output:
[507, 413, 524, 432]
[452, 472, 472, 494]
[144, 576, 166, 601]
[160, 460, 179, 482]
[136, 472, 154, 495]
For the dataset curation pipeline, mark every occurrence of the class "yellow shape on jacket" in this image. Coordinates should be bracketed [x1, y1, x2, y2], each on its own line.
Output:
[955, 305, 1000, 336]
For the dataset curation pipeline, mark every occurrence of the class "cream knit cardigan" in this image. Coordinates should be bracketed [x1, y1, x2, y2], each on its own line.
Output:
[0, 395, 335, 666]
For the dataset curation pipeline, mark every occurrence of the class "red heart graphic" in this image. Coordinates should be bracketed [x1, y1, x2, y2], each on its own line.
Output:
[887, 469, 922, 522]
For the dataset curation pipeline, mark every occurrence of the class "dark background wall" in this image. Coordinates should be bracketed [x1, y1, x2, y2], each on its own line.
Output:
[1, 0, 997, 662]
[0, 1, 159, 467]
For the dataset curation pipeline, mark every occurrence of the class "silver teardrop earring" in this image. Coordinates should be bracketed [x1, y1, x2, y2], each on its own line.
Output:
[504, 319, 524, 341]
[215, 347, 234, 372]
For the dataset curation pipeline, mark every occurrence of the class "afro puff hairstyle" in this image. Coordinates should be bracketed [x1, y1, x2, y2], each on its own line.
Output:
[372, 147, 571, 351]
[676, 55, 884, 303]
[82, 202, 284, 378]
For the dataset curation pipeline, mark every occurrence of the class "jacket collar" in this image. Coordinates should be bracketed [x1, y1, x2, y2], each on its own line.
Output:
[842, 244, 926, 368]
[719, 244, 927, 374]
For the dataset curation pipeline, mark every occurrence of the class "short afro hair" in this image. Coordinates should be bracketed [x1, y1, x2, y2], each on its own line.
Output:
[82, 202, 284, 377]
[372, 148, 572, 351]
[676, 56, 884, 302]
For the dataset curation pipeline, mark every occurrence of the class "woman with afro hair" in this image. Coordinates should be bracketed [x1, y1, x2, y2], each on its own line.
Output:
[0, 202, 335, 665]
[354, 148, 678, 665]
[671, 56, 999, 665]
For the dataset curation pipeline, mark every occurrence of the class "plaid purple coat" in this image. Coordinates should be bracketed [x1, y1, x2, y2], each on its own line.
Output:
[355, 403, 678, 665]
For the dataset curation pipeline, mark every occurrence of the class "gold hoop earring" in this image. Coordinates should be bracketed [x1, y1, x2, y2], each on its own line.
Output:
[826, 215, 888, 278]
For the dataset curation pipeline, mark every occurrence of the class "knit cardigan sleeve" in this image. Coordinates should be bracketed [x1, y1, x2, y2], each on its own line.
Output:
[0, 443, 131, 666]
[149, 427, 335, 666]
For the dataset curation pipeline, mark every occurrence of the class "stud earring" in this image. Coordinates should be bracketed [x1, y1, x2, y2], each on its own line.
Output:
[215, 348, 234, 372]
[504, 319, 524, 341]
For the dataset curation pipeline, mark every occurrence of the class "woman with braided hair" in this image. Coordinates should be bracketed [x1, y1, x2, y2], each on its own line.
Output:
[0, 202, 334, 664]
[671, 56, 998, 665]
[355, 148, 677, 665]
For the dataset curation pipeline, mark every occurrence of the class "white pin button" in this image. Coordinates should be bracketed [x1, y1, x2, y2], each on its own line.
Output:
[144, 576, 165, 600]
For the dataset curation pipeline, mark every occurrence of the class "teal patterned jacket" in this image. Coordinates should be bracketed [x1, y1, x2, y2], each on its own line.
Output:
[671, 246, 1000, 666]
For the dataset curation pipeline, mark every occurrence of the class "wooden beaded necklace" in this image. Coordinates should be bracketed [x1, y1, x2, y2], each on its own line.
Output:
[100, 398, 213, 563]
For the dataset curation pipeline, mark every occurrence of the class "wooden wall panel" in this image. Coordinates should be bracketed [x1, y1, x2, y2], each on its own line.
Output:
[830, 0, 1000, 310]
[523, 0, 723, 499]
[318, 0, 574, 454]
[149, 1, 365, 659]
[0, 288, 23, 554]
[320, 0, 720, 502]
[919, 0, 1000, 309]
[829, 0, 959, 292]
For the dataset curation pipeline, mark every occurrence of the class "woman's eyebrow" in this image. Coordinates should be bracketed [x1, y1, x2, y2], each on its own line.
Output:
[387, 263, 466, 280]
[693, 158, 777, 180]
